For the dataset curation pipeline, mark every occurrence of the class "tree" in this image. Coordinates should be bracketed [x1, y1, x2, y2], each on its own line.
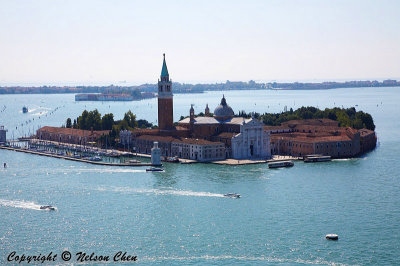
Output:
[137, 119, 152, 128]
[87, 109, 102, 130]
[102, 113, 114, 130]
[123, 110, 137, 128]
[66, 118, 72, 128]
[73, 119, 77, 129]
[78, 110, 89, 129]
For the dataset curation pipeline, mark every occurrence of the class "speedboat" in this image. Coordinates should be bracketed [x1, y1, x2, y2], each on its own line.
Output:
[146, 167, 163, 172]
[40, 205, 55, 211]
[326, 234, 339, 240]
[223, 193, 241, 198]
[22, 106, 28, 113]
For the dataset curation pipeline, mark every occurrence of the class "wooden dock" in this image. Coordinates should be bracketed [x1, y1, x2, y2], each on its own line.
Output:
[0, 146, 155, 167]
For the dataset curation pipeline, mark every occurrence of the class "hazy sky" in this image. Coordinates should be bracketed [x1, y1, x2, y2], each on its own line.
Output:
[1, 0, 400, 85]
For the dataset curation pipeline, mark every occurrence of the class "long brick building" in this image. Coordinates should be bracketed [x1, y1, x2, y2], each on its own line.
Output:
[37, 126, 110, 145]
[267, 119, 376, 158]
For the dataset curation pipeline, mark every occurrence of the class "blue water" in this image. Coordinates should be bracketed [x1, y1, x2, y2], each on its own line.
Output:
[0, 88, 399, 265]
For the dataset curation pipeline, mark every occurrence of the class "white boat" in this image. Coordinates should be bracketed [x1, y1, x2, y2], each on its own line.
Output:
[268, 161, 294, 168]
[88, 156, 102, 161]
[326, 234, 338, 240]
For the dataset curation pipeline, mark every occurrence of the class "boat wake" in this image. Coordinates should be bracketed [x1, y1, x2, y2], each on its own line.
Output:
[72, 168, 147, 174]
[139, 255, 347, 265]
[0, 199, 57, 211]
[31, 110, 49, 116]
[96, 186, 225, 198]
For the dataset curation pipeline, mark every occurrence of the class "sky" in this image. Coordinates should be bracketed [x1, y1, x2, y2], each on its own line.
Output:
[0, 0, 400, 86]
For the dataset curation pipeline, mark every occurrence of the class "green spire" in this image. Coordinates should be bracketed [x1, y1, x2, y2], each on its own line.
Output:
[161, 53, 169, 77]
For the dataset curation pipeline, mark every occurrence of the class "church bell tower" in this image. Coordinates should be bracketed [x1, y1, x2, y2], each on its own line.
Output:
[158, 53, 174, 130]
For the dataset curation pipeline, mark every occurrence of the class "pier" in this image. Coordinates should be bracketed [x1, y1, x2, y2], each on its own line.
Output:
[0, 145, 155, 167]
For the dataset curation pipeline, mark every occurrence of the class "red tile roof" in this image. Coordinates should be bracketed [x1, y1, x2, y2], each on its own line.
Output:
[271, 132, 352, 143]
[136, 135, 223, 145]
[359, 128, 375, 136]
[37, 126, 109, 137]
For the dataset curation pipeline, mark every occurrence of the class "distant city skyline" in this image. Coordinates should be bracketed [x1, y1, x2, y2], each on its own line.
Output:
[1, 0, 400, 86]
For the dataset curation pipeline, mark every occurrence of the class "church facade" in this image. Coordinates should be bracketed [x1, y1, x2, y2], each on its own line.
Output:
[231, 117, 271, 159]
[178, 96, 271, 159]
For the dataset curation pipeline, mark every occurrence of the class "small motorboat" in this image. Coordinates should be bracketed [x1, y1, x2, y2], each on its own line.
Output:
[223, 193, 241, 198]
[88, 156, 102, 161]
[128, 159, 141, 164]
[40, 205, 56, 211]
[162, 156, 180, 163]
[325, 234, 339, 240]
[146, 167, 163, 172]
[22, 106, 28, 113]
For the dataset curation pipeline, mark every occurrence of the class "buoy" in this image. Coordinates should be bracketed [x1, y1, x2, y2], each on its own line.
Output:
[325, 234, 338, 240]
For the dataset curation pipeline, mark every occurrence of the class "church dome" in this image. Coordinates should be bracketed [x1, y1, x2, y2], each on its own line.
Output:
[214, 95, 234, 121]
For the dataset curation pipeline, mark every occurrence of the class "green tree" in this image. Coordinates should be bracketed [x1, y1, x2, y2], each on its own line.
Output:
[101, 113, 114, 130]
[123, 110, 137, 128]
[137, 119, 153, 128]
[66, 118, 72, 128]
[78, 110, 89, 129]
[87, 109, 102, 130]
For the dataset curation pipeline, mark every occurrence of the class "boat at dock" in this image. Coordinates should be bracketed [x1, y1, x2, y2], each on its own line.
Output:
[88, 156, 102, 161]
[128, 159, 141, 164]
[304, 155, 331, 163]
[162, 156, 180, 163]
[268, 161, 294, 168]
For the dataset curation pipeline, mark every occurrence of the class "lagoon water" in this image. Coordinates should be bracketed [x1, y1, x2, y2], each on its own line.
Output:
[0, 87, 400, 265]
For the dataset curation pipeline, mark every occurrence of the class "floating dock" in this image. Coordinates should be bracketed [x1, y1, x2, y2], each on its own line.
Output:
[0, 146, 155, 167]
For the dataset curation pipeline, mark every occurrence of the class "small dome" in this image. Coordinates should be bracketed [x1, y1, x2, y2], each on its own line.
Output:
[214, 95, 234, 120]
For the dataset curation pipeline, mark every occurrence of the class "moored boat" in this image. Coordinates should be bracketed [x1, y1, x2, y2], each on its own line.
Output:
[88, 156, 102, 161]
[162, 156, 180, 163]
[268, 160, 294, 168]
[304, 155, 331, 163]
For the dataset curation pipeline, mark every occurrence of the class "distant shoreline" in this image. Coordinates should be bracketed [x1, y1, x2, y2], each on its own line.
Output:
[0, 79, 399, 95]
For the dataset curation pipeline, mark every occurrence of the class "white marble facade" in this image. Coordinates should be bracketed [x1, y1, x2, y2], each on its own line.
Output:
[231, 118, 271, 159]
